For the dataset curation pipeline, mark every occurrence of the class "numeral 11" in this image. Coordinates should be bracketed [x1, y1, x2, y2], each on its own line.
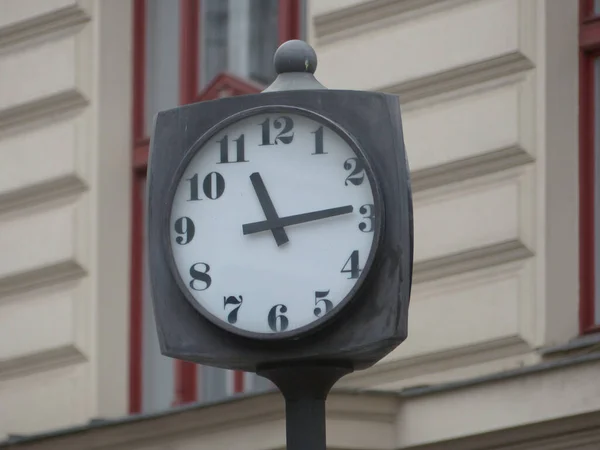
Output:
[217, 134, 247, 164]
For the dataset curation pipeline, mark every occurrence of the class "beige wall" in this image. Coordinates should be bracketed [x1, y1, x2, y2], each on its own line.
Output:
[0, 0, 131, 437]
[0, 0, 588, 447]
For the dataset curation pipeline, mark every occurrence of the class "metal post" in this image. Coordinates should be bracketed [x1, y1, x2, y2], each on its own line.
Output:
[258, 364, 352, 450]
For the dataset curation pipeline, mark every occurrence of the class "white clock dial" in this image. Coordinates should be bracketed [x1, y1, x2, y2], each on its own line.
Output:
[168, 110, 379, 338]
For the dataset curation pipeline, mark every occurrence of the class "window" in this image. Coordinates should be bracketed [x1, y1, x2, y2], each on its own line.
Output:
[130, 0, 304, 414]
[580, 0, 600, 332]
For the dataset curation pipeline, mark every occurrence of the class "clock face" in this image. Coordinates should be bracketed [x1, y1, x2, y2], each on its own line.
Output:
[167, 108, 381, 339]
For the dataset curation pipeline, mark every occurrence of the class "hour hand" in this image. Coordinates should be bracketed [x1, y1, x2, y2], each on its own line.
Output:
[243, 205, 354, 236]
[249, 172, 289, 246]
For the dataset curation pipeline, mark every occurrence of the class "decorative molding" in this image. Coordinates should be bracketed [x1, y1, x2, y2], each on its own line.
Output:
[0, 392, 397, 450]
[0, 90, 88, 134]
[0, 260, 86, 300]
[383, 52, 534, 105]
[313, 0, 474, 45]
[413, 239, 533, 284]
[0, 345, 86, 382]
[411, 146, 534, 193]
[0, 3, 90, 51]
[0, 175, 87, 215]
[338, 335, 530, 389]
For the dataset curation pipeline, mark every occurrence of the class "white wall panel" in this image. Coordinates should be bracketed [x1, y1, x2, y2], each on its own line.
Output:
[0, 282, 85, 366]
[413, 169, 530, 264]
[316, 0, 523, 90]
[0, 119, 86, 207]
[0, 35, 85, 113]
[0, 364, 87, 437]
[0, 201, 87, 290]
[404, 79, 530, 173]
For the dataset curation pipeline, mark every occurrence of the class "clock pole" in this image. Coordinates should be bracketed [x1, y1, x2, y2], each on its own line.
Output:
[258, 363, 352, 450]
[260, 40, 354, 450]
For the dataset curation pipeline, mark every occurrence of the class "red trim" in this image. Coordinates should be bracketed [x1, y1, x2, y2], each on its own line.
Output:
[580, 0, 600, 332]
[129, 0, 146, 415]
[180, 0, 199, 103]
[233, 370, 245, 394]
[581, 19, 600, 51]
[579, 50, 595, 332]
[279, 0, 301, 43]
[581, 0, 595, 21]
[195, 72, 263, 102]
[129, 175, 144, 414]
[132, 0, 146, 142]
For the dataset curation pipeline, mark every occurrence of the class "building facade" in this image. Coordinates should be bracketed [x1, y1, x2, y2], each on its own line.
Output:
[0, 0, 599, 448]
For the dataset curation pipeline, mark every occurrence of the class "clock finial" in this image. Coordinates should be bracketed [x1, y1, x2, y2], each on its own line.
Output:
[274, 39, 317, 75]
[263, 40, 327, 92]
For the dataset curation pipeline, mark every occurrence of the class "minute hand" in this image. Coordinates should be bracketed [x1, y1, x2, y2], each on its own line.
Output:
[242, 205, 354, 236]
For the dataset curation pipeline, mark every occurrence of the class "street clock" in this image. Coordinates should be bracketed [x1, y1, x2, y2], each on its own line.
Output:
[147, 40, 413, 374]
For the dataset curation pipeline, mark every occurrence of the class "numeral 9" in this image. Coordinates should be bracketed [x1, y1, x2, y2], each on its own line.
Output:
[174, 217, 195, 245]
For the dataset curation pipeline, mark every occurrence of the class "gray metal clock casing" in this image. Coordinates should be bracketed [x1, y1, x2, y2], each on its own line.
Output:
[147, 88, 413, 372]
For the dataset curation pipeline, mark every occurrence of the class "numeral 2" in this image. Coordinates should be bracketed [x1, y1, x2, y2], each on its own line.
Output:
[268, 304, 289, 332]
[189, 262, 211, 291]
[260, 117, 294, 145]
[224, 295, 243, 324]
[343, 157, 365, 186]
[187, 172, 225, 201]
[174, 216, 195, 244]
[341, 250, 361, 279]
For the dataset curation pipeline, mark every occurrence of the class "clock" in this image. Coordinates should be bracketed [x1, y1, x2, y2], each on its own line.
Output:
[165, 106, 383, 340]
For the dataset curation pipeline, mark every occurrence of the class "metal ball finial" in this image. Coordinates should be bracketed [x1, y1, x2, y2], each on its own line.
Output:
[274, 40, 317, 75]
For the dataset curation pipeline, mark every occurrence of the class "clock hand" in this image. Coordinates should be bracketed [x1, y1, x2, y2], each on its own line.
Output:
[248, 172, 289, 246]
[242, 205, 354, 235]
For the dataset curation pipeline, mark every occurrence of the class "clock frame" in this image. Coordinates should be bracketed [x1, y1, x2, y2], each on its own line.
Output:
[162, 105, 385, 341]
[147, 88, 412, 372]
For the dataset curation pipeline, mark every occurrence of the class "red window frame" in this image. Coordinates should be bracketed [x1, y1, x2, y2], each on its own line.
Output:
[129, 0, 302, 414]
[580, 0, 600, 333]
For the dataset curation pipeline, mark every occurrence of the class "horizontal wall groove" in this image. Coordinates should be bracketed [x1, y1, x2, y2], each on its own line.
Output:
[383, 52, 534, 105]
[0, 176, 87, 216]
[339, 335, 531, 388]
[0, 90, 88, 133]
[0, 345, 86, 382]
[411, 146, 534, 192]
[0, 4, 90, 51]
[0, 260, 86, 300]
[413, 240, 533, 284]
[314, 0, 475, 45]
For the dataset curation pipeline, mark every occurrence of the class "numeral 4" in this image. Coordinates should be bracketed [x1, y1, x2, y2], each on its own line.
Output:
[341, 250, 361, 279]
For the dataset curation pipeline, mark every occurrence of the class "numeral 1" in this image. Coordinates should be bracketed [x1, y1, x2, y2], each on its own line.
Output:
[311, 126, 326, 155]
[218, 134, 247, 163]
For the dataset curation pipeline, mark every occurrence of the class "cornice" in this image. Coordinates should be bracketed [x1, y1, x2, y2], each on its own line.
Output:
[0, 3, 90, 51]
